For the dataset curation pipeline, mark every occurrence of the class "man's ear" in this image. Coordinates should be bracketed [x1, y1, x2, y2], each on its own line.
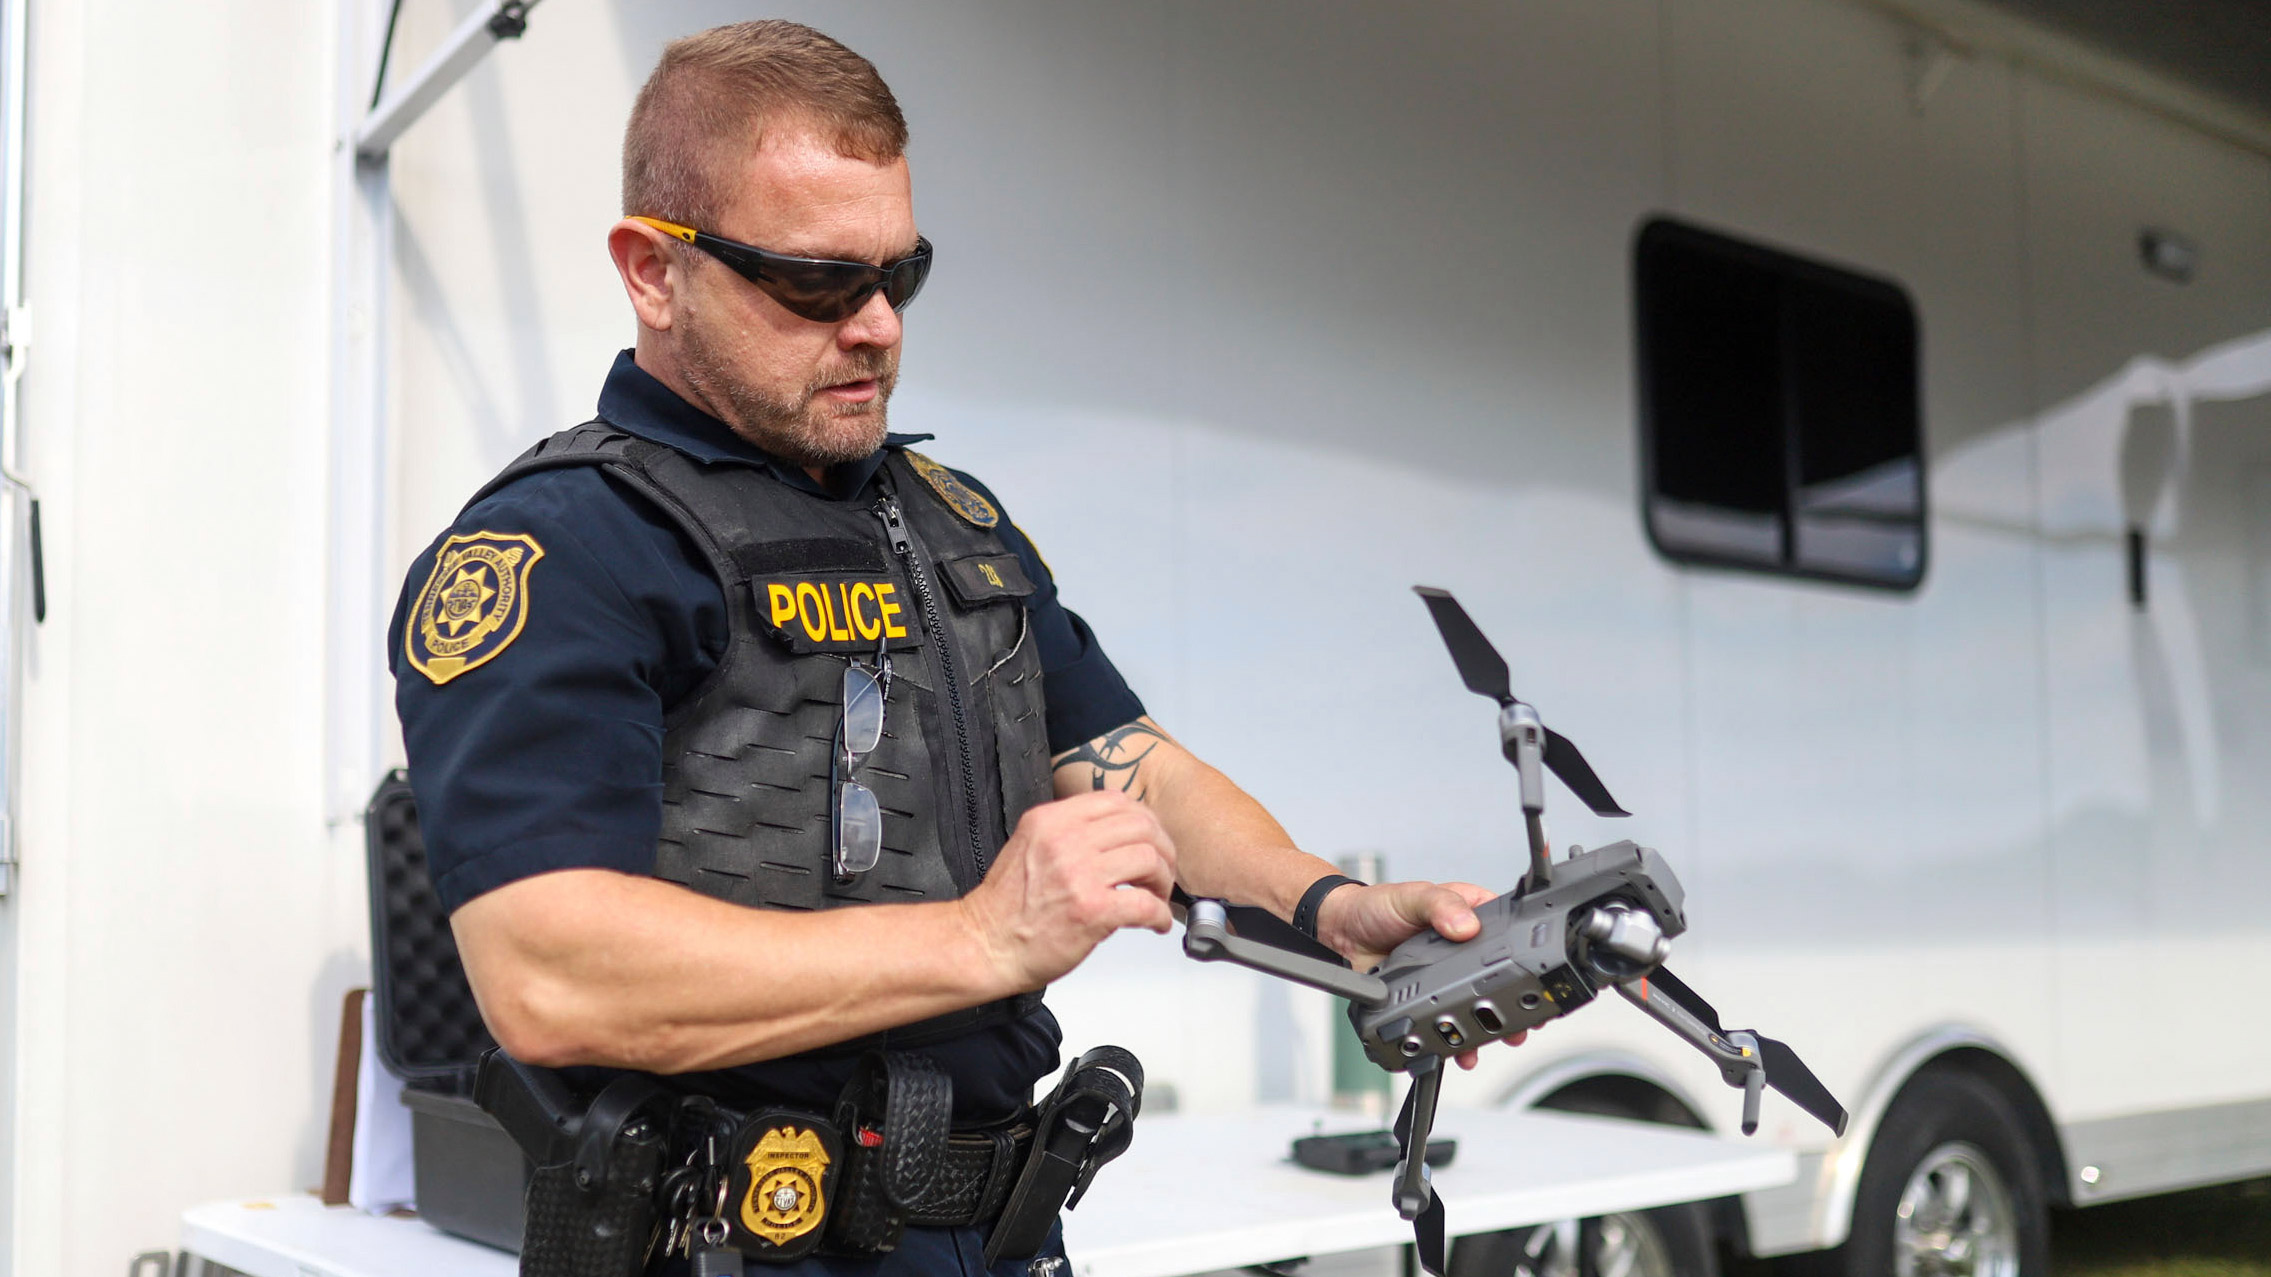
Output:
[609, 219, 680, 333]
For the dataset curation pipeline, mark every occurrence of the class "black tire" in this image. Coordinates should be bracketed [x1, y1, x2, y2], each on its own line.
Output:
[1824, 1071, 2048, 1277]
[1449, 1202, 1718, 1277]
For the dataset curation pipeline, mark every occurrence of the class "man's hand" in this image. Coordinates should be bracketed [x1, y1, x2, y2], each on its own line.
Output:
[956, 790, 1179, 992]
[1317, 880, 1526, 1069]
[1041, 716, 1531, 1070]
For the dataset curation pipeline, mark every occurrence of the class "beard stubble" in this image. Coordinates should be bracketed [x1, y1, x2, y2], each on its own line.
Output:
[676, 286, 899, 469]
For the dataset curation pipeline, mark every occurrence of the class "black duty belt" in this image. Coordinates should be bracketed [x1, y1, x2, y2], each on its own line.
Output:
[478, 1043, 1141, 1277]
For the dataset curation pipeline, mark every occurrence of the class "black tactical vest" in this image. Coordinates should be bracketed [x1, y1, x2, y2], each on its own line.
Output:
[468, 420, 1054, 925]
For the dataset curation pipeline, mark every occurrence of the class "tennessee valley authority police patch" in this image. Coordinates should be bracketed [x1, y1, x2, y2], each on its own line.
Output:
[406, 530, 546, 685]
[903, 449, 999, 528]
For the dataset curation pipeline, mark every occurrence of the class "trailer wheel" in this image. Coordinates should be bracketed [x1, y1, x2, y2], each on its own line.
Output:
[1837, 1071, 2048, 1277]
[1448, 1204, 1714, 1277]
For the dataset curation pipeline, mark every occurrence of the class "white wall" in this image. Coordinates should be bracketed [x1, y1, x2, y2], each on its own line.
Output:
[9, 0, 355, 1272]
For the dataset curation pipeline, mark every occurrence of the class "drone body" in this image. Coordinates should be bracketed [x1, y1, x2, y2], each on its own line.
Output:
[1353, 840, 1685, 1071]
[1179, 586, 1848, 1275]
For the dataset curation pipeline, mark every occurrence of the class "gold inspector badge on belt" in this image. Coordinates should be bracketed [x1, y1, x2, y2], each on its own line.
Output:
[726, 1115, 841, 1259]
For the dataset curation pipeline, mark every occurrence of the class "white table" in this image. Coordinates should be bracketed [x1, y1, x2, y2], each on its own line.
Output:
[182, 1106, 1794, 1277]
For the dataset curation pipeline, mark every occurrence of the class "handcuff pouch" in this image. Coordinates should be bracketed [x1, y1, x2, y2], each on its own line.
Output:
[824, 1051, 953, 1254]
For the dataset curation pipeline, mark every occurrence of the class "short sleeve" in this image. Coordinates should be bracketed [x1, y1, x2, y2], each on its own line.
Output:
[948, 470, 1146, 751]
[389, 467, 727, 911]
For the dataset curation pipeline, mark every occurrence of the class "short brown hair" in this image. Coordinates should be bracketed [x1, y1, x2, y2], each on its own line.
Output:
[622, 20, 908, 230]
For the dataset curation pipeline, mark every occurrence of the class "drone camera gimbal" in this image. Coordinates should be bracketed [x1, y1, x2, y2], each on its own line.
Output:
[1180, 586, 1848, 1274]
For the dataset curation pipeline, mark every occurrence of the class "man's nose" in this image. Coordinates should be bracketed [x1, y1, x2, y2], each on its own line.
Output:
[837, 288, 902, 350]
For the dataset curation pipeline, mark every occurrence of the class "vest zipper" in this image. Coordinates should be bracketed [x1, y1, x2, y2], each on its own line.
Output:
[877, 495, 990, 880]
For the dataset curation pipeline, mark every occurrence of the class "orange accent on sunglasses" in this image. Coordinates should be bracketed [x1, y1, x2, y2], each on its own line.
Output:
[629, 215, 698, 244]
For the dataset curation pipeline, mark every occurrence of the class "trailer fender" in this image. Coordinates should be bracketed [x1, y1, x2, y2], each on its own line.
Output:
[1811, 1026, 2066, 1250]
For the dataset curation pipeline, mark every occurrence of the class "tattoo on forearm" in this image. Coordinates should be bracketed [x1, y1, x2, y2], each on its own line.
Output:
[1054, 722, 1166, 801]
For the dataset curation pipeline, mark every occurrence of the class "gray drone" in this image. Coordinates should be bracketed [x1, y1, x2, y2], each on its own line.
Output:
[1181, 586, 1849, 1274]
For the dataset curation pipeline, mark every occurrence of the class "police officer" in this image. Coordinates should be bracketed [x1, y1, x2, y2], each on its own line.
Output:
[393, 20, 1510, 1276]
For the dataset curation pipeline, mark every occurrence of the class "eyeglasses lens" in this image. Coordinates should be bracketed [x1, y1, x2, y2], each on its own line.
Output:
[756, 241, 931, 323]
[883, 251, 930, 312]
[764, 259, 881, 324]
[842, 666, 884, 755]
[835, 781, 883, 878]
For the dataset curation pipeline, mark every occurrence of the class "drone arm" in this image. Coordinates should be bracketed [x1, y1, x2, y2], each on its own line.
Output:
[1613, 978, 1767, 1130]
[1616, 977, 1850, 1137]
[1183, 899, 1390, 1005]
[1503, 703, 1554, 890]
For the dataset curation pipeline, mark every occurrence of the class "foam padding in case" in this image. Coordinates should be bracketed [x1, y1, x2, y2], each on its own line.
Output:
[367, 770, 495, 1090]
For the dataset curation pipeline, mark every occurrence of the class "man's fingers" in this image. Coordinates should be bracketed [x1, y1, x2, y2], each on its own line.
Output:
[1058, 804, 1180, 863]
[1456, 1049, 1479, 1070]
[1098, 880, 1175, 933]
[1093, 841, 1176, 902]
[1072, 805, 1172, 853]
[1445, 881, 1496, 909]
[1424, 887, 1481, 941]
[1052, 787, 1147, 820]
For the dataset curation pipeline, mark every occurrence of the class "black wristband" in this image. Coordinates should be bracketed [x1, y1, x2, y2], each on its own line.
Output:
[1293, 874, 1363, 941]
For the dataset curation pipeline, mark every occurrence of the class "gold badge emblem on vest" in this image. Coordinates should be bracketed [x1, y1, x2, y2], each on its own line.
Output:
[739, 1124, 832, 1248]
[904, 449, 999, 528]
[406, 530, 546, 685]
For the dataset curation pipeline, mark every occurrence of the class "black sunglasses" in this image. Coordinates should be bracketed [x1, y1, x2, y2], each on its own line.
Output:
[632, 216, 933, 324]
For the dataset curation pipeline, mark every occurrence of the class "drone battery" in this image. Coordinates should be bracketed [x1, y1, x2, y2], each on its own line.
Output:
[1291, 1130, 1457, 1175]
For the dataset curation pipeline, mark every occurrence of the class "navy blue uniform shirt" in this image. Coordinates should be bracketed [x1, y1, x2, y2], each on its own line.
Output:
[389, 350, 1145, 1119]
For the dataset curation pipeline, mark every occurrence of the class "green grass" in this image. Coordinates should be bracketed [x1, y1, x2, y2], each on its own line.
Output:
[2051, 1177, 2271, 1277]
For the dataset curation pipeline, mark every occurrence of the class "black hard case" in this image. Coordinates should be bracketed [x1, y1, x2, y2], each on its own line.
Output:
[367, 770, 528, 1252]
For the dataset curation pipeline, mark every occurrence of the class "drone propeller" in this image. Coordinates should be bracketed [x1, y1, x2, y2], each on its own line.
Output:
[1413, 587, 1630, 818]
[1638, 968, 1849, 1137]
[1756, 1037, 1849, 1138]
[1541, 732, 1629, 818]
[1415, 585, 1512, 704]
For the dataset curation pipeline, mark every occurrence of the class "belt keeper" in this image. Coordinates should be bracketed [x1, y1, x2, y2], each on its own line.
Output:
[975, 1127, 1022, 1220]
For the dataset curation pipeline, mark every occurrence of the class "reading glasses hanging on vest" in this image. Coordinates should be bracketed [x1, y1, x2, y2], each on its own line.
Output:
[832, 659, 891, 880]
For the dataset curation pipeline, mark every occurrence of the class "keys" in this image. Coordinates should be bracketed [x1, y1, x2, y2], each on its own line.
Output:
[690, 1215, 742, 1277]
[689, 1131, 742, 1275]
[656, 1163, 701, 1260]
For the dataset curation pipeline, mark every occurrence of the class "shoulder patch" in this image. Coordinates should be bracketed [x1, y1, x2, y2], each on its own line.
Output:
[406, 530, 547, 685]
[903, 450, 999, 528]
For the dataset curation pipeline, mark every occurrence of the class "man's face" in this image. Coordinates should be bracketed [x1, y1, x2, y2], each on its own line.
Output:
[672, 131, 918, 468]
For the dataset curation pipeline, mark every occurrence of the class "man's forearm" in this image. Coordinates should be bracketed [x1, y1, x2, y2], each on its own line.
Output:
[454, 868, 1019, 1073]
[1053, 717, 1344, 925]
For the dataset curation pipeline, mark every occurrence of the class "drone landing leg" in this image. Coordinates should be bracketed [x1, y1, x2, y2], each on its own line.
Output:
[1391, 1058, 1450, 1276]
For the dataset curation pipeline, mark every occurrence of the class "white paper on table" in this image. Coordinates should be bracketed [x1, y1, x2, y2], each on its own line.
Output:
[349, 994, 418, 1214]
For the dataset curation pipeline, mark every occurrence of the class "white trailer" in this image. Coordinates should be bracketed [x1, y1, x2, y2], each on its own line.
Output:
[1, 2, 2266, 1275]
